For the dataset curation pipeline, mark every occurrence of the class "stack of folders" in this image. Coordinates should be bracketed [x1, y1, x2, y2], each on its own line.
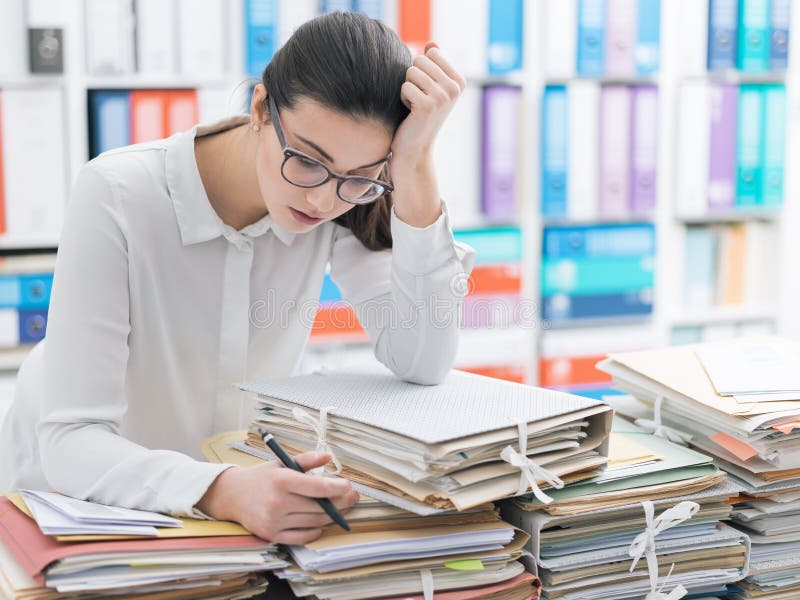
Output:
[597, 337, 800, 600]
[501, 417, 750, 599]
[0, 492, 287, 599]
[202, 431, 541, 599]
[236, 367, 613, 512]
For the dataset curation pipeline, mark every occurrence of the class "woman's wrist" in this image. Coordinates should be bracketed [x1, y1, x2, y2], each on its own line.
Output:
[195, 466, 240, 521]
[390, 155, 442, 228]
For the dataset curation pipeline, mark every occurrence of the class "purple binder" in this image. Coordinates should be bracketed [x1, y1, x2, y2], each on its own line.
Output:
[630, 86, 658, 215]
[481, 86, 521, 221]
[708, 83, 737, 211]
[599, 85, 632, 217]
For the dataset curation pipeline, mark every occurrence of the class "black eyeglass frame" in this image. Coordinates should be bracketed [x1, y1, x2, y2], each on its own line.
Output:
[266, 95, 394, 205]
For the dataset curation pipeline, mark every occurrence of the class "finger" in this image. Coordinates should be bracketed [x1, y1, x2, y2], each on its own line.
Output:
[293, 451, 333, 472]
[272, 528, 323, 546]
[280, 512, 336, 530]
[280, 470, 352, 498]
[424, 47, 466, 92]
[286, 489, 360, 514]
[406, 65, 441, 97]
[412, 55, 461, 98]
[400, 81, 428, 111]
[424, 41, 439, 53]
[412, 54, 449, 86]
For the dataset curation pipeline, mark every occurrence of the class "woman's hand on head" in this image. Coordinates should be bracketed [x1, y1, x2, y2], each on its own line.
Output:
[391, 42, 467, 168]
[195, 452, 359, 545]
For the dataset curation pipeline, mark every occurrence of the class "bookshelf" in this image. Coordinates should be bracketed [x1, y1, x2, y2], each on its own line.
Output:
[0, 0, 798, 385]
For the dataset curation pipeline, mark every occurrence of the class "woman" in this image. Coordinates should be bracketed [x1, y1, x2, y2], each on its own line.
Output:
[0, 12, 474, 545]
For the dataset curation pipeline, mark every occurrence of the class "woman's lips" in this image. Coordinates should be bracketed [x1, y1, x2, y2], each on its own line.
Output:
[289, 207, 323, 224]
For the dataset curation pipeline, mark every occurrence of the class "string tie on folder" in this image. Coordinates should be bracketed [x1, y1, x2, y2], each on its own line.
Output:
[634, 396, 693, 446]
[628, 500, 699, 600]
[291, 406, 342, 475]
[500, 422, 564, 505]
[420, 568, 434, 600]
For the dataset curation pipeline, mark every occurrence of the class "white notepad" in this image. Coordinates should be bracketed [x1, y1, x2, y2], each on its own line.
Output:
[238, 367, 604, 445]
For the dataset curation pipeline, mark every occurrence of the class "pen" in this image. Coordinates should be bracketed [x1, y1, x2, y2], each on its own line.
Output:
[257, 428, 350, 532]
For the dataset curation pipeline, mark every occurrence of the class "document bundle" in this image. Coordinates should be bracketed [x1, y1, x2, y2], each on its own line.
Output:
[202, 429, 541, 599]
[598, 337, 800, 599]
[0, 493, 286, 599]
[502, 417, 749, 599]
[236, 366, 613, 513]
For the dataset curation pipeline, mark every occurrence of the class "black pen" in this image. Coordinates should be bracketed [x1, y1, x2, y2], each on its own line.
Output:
[257, 428, 350, 532]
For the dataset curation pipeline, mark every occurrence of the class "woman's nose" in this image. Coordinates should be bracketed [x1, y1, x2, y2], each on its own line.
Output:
[305, 180, 337, 214]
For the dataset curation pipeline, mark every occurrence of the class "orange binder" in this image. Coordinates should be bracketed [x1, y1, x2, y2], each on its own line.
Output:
[539, 355, 611, 388]
[310, 305, 367, 341]
[468, 264, 522, 295]
[130, 90, 169, 143]
[458, 365, 526, 384]
[166, 89, 199, 136]
[398, 0, 431, 56]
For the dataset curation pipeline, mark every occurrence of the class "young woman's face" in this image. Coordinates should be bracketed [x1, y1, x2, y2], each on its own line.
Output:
[253, 90, 393, 233]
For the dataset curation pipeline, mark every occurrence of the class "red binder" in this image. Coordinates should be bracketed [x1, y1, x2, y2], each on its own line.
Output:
[399, 0, 431, 56]
[130, 90, 169, 143]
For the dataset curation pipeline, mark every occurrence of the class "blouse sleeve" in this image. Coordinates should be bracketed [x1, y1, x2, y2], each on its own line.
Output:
[328, 202, 475, 385]
[37, 163, 232, 517]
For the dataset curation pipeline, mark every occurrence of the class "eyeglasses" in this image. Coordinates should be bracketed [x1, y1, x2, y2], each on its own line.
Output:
[267, 95, 394, 205]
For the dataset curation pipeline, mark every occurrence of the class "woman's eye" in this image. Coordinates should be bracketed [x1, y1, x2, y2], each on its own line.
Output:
[297, 156, 319, 168]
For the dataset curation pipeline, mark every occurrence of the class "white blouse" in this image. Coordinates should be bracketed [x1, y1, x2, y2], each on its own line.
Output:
[0, 116, 475, 516]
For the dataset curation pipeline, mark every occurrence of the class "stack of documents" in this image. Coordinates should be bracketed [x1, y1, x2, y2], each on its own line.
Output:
[503, 479, 750, 600]
[0, 494, 287, 599]
[597, 337, 800, 600]
[509, 417, 725, 515]
[202, 430, 542, 599]
[19, 490, 182, 536]
[236, 367, 613, 512]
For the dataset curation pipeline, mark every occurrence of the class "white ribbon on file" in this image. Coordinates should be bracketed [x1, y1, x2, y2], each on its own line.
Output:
[291, 406, 343, 475]
[500, 422, 565, 505]
[628, 500, 699, 600]
[420, 568, 434, 600]
[635, 396, 693, 446]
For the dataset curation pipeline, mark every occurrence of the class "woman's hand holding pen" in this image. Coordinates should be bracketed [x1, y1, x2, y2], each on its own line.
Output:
[389, 42, 467, 229]
[195, 451, 359, 544]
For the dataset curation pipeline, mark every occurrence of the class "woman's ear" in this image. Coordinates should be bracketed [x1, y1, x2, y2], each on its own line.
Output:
[250, 84, 269, 126]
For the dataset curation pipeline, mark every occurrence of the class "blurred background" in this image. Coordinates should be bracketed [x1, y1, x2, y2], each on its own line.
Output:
[0, 0, 798, 424]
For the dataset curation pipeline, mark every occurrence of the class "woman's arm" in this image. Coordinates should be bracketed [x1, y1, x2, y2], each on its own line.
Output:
[38, 164, 358, 538]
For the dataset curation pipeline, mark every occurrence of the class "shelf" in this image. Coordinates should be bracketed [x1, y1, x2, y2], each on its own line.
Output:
[682, 72, 787, 85]
[83, 75, 244, 90]
[541, 216, 655, 227]
[0, 75, 65, 89]
[0, 346, 34, 371]
[670, 306, 778, 327]
[0, 236, 59, 251]
[544, 75, 659, 86]
[542, 315, 654, 330]
[676, 210, 782, 225]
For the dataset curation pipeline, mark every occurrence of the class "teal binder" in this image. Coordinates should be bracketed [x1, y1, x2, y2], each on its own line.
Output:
[762, 85, 786, 207]
[737, 0, 770, 72]
[735, 85, 764, 207]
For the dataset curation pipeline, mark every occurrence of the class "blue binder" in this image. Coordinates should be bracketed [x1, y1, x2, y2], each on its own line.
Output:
[543, 224, 655, 258]
[737, 0, 770, 72]
[18, 310, 48, 344]
[88, 91, 130, 159]
[245, 0, 278, 77]
[735, 85, 765, 207]
[635, 0, 660, 74]
[577, 0, 606, 76]
[762, 85, 786, 207]
[541, 86, 568, 219]
[354, 0, 382, 19]
[319, 273, 343, 304]
[488, 0, 524, 75]
[770, 0, 791, 71]
[707, 0, 738, 71]
[322, 0, 352, 12]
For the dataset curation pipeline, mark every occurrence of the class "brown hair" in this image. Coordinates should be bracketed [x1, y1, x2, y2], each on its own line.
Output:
[261, 11, 412, 251]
